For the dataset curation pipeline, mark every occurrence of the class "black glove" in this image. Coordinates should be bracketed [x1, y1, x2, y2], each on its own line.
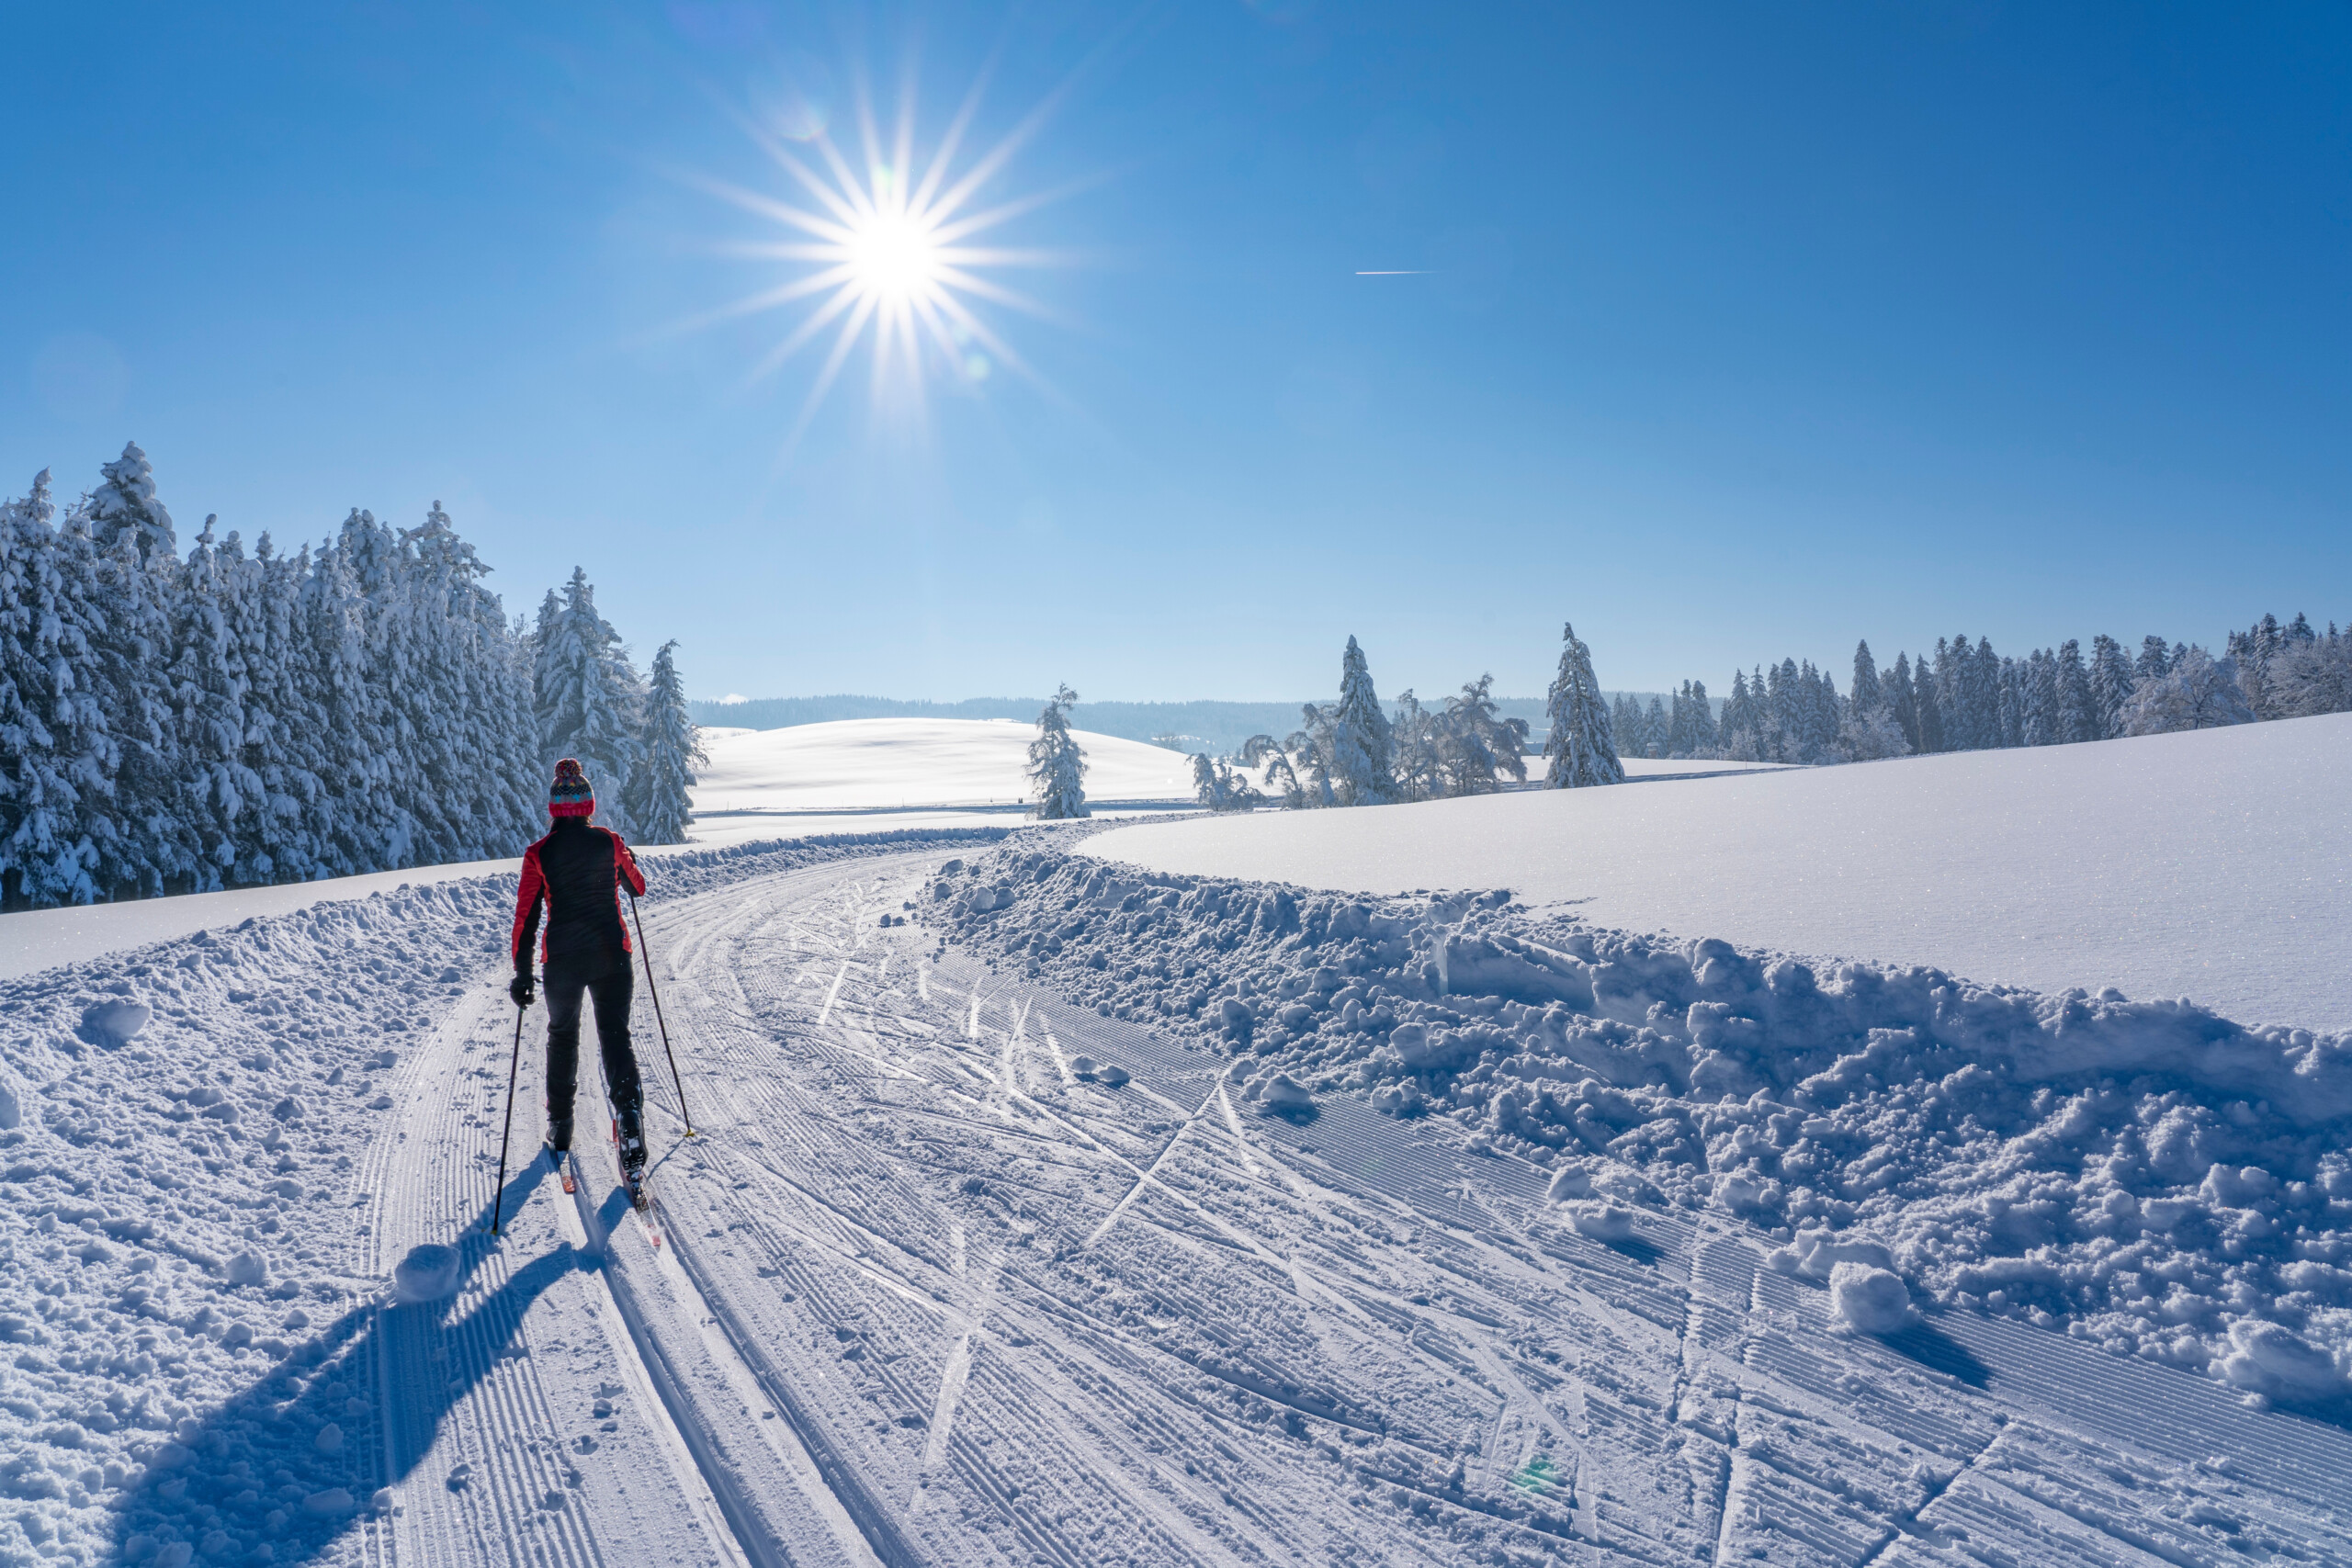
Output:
[509, 971, 536, 1008]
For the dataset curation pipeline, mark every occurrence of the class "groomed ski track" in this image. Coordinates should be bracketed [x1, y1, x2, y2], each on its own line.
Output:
[356, 842, 2351, 1567]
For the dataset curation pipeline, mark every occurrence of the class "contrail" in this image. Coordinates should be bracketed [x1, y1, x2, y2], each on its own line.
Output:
[1355, 270, 1432, 275]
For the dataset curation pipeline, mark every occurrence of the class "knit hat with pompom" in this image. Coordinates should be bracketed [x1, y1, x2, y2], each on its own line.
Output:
[548, 758, 594, 818]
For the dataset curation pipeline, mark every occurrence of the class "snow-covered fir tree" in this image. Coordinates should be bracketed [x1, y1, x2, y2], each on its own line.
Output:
[88, 491, 190, 896]
[1666, 684, 1693, 756]
[238, 535, 327, 885]
[1885, 651, 1919, 752]
[2054, 639, 2097, 744]
[1719, 670, 1756, 755]
[1912, 654, 1945, 753]
[1850, 640, 1882, 715]
[86, 442, 177, 565]
[1635, 695, 1663, 760]
[628, 639, 706, 844]
[1324, 636, 1397, 807]
[1542, 621, 1623, 788]
[167, 515, 263, 888]
[1027, 684, 1090, 818]
[1611, 694, 1642, 759]
[535, 566, 645, 837]
[20, 491, 122, 901]
[1686, 679, 1717, 753]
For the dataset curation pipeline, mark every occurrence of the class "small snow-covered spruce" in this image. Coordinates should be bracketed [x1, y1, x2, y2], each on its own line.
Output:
[1541, 620, 1623, 788]
[1322, 635, 1397, 807]
[1027, 684, 1090, 818]
[2119, 646, 2256, 735]
[628, 639, 705, 844]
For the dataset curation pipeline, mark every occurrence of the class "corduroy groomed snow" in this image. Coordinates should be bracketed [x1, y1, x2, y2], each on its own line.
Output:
[548, 757, 594, 818]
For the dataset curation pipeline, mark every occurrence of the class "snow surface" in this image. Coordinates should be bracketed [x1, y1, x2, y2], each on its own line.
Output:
[694, 717, 1195, 813]
[1088, 712, 2352, 1033]
[6, 808, 2349, 1567]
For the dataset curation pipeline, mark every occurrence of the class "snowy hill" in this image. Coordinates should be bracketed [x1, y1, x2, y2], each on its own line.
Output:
[1088, 711, 2352, 1034]
[688, 717, 1197, 843]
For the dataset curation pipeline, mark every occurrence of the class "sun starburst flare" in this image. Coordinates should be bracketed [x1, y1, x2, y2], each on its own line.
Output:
[680, 67, 1080, 456]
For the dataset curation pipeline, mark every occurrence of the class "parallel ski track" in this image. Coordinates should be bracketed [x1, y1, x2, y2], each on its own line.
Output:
[362, 981, 614, 1568]
[639, 855, 1641, 1566]
[647, 865, 1228, 1568]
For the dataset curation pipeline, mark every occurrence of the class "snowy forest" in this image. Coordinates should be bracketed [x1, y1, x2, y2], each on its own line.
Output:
[1185, 615, 2352, 813]
[1622, 618, 2351, 766]
[0, 443, 702, 910]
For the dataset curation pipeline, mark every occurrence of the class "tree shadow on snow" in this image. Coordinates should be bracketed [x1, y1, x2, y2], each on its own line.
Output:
[107, 1157, 598, 1567]
[1881, 1319, 1992, 1389]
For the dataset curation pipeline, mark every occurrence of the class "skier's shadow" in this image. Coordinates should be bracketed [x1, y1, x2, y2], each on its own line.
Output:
[107, 1159, 597, 1568]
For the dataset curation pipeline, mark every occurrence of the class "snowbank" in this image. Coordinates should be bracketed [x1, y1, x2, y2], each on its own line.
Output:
[691, 717, 1198, 821]
[1087, 712, 2352, 1034]
[927, 837, 2352, 1400]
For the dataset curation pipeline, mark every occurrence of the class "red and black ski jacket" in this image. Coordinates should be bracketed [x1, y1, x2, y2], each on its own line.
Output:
[512, 817, 647, 972]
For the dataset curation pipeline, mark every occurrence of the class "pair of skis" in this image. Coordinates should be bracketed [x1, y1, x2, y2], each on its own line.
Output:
[550, 1120, 662, 1247]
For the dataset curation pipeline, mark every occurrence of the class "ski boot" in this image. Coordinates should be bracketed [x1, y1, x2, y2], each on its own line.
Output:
[545, 1138, 576, 1195]
[615, 1116, 650, 1212]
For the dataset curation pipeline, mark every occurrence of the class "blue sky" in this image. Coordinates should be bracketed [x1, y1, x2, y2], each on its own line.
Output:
[5, 3, 2346, 703]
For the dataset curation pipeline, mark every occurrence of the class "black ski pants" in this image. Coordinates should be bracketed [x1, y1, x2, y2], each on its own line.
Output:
[543, 951, 642, 1152]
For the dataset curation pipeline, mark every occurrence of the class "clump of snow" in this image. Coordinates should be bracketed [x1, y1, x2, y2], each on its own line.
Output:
[2219, 1319, 2348, 1403]
[1544, 1165, 1592, 1201]
[1829, 1262, 1914, 1334]
[79, 998, 152, 1044]
[392, 1244, 460, 1304]
[930, 836, 2352, 1391]
[1567, 1202, 1636, 1242]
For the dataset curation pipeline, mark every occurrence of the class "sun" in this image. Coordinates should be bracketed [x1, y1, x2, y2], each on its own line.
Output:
[845, 209, 943, 299]
[678, 66, 1076, 454]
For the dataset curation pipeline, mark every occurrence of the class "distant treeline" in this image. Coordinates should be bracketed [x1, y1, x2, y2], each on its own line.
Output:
[690, 693, 1679, 756]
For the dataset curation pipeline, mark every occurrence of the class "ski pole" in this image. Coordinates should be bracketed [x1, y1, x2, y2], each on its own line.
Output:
[626, 886, 693, 1135]
[488, 996, 526, 1235]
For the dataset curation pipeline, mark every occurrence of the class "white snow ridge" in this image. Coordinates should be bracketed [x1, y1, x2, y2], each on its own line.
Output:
[0, 808, 2346, 1566]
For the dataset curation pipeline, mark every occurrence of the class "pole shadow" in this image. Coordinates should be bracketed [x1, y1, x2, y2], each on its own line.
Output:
[107, 1159, 596, 1567]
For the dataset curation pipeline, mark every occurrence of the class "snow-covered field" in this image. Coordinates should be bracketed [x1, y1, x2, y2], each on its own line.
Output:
[1091, 713, 2352, 1034]
[688, 718, 1197, 845]
[2, 721, 2348, 1568]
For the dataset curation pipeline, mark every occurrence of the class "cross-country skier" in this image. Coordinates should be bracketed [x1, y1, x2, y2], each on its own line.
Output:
[509, 758, 650, 1191]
